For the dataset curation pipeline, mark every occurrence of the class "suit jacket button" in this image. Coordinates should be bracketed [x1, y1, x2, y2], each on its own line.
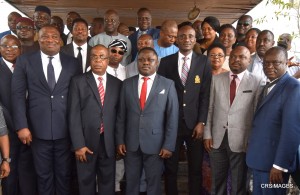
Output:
[51, 96, 54, 98]
[183, 103, 186, 107]
[61, 96, 64, 98]
[184, 90, 186, 93]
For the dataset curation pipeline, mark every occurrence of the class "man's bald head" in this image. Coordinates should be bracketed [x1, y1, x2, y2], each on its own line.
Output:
[137, 34, 154, 51]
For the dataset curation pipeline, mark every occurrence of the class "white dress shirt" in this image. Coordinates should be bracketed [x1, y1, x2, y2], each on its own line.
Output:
[72, 42, 88, 73]
[106, 64, 126, 81]
[41, 51, 62, 82]
[2, 58, 14, 73]
[66, 32, 73, 44]
[92, 72, 107, 92]
[178, 52, 193, 77]
[251, 54, 267, 85]
[229, 70, 246, 92]
[138, 73, 156, 100]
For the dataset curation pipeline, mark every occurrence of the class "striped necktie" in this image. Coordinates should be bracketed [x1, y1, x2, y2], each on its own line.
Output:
[181, 56, 189, 86]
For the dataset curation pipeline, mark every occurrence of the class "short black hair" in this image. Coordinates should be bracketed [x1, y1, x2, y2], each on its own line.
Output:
[207, 42, 226, 56]
[219, 24, 237, 38]
[138, 47, 158, 57]
[72, 18, 88, 30]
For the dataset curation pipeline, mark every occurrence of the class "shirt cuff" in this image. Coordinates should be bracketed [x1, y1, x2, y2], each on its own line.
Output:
[273, 164, 288, 172]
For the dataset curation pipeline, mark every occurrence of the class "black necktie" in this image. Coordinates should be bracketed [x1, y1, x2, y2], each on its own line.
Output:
[47, 56, 56, 91]
[77, 47, 83, 73]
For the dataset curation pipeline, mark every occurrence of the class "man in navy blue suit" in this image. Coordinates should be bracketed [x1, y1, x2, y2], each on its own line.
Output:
[246, 46, 300, 194]
[129, 8, 160, 62]
[0, 12, 21, 40]
[11, 25, 80, 195]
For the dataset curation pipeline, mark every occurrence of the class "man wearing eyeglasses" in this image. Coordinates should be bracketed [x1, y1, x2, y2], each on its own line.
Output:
[68, 44, 122, 195]
[61, 18, 91, 74]
[89, 9, 132, 66]
[0, 35, 38, 195]
[204, 46, 262, 195]
[16, 17, 40, 54]
[107, 39, 127, 81]
[236, 15, 253, 43]
[247, 46, 300, 194]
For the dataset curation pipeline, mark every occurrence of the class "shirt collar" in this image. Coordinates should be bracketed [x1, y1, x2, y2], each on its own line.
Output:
[2, 58, 13, 68]
[139, 72, 156, 81]
[92, 71, 107, 82]
[72, 42, 87, 51]
[230, 69, 247, 80]
[40, 51, 60, 60]
[178, 51, 193, 60]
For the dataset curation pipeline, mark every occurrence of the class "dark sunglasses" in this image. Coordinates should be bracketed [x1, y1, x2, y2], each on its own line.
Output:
[110, 48, 125, 55]
[237, 22, 250, 27]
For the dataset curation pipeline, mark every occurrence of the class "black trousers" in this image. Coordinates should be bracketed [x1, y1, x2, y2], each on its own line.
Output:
[164, 120, 204, 195]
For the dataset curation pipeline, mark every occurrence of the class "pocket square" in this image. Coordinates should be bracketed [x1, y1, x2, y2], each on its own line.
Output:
[243, 90, 252, 93]
[159, 89, 165, 94]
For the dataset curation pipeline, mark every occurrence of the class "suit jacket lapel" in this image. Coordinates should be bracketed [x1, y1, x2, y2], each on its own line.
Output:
[132, 76, 141, 109]
[86, 46, 91, 72]
[173, 53, 184, 89]
[33, 52, 50, 90]
[86, 71, 102, 108]
[55, 53, 70, 92]
[0, 59, 12, 76]
[256, 73, 289, 112]
[222, 72, 230, 107]
[143, 75, 159, 111]
[233, 71, 249, 105]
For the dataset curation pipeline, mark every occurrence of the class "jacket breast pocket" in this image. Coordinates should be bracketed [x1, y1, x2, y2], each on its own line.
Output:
[152, 129, 163, 135]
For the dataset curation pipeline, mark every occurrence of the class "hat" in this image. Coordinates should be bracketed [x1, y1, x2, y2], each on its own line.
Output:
[108, 39, 127, 53]
[16, 17, 34, 27]
[202, 16, 220, 33]
[35, 5, 51, 16]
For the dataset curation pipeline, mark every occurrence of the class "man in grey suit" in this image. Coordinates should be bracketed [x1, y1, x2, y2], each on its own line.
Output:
[116, 47, 179, 195]
[204, 46, 262, 195]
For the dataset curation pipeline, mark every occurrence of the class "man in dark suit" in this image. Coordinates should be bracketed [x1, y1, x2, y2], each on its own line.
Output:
[157, 25, 212, 195]
[68, 44, 121, 195]
[11, 25, 80, 195]
[0, 12, 21, 39]
[0, 35, 37, 195]
[246, 46, 300, 194]
[61, 18, 91, 73]
[129, 8, 160, 61]
[116, 47, 179, 195]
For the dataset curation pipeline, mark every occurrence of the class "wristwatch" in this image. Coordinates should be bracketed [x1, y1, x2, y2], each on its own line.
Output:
[2, 157, 11, 163]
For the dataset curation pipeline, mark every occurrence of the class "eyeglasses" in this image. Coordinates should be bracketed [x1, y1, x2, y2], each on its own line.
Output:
[237, 22, 250, 27]
[209, 53, 225, 58]
[138, 17, 151, 21]
[0, 45, 20, 49]
[16, 26, 34, 30]
[110, 49, 125, 55]
[90, 55, 109, 61]
[263, 61, 284, 67]
[137, 58, 156, 63]
[104, 19, 117, 24]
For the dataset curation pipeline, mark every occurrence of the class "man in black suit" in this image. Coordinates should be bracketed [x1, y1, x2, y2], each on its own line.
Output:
[61, 18, 91, 73]
[11, 25, 81, 195]
[68, 44, 121, 195]
[0, 35, 37, 195]
[157, 25, 212, 195]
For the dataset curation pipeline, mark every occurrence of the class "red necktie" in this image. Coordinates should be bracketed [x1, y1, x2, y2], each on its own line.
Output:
[140, 77, 149, 110]
[230, 75, 237, 106]
[98, 77, 105, 133]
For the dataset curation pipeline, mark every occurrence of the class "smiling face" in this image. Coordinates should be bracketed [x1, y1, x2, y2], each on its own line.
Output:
[104, 11, 120, 35]
[72, 21, 88, 45]
[201, 22, 216, 40]
[38, 26, 60, 56]
[209, 47, 225, 70]
[177, 26, 196, 55]
[137, 10, 152, 31]
[137, 49, 158, 76]
[0, 35, 21, 63]
[219, 27, 236, 49]
[229, 46, 251, 74]
[245, 29, 259, 53]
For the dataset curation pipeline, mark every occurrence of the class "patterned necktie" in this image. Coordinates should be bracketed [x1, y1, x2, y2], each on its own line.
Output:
[77, 47, 83, 73]
[98, 77, 105, 134]
[140, 77, 149, 110]
[47, 56, 56, 91]
[230, 75, 237, 105]
[181, 56, 189, 86]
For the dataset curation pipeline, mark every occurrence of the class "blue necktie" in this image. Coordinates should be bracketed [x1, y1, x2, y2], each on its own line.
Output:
[47, 56, 56, 91]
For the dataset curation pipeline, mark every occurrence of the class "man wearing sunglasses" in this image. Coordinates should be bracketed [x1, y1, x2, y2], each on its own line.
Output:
[236, 15, 253, 43]
[107, 39, 127, 81]
[16, 17, 40, 54]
